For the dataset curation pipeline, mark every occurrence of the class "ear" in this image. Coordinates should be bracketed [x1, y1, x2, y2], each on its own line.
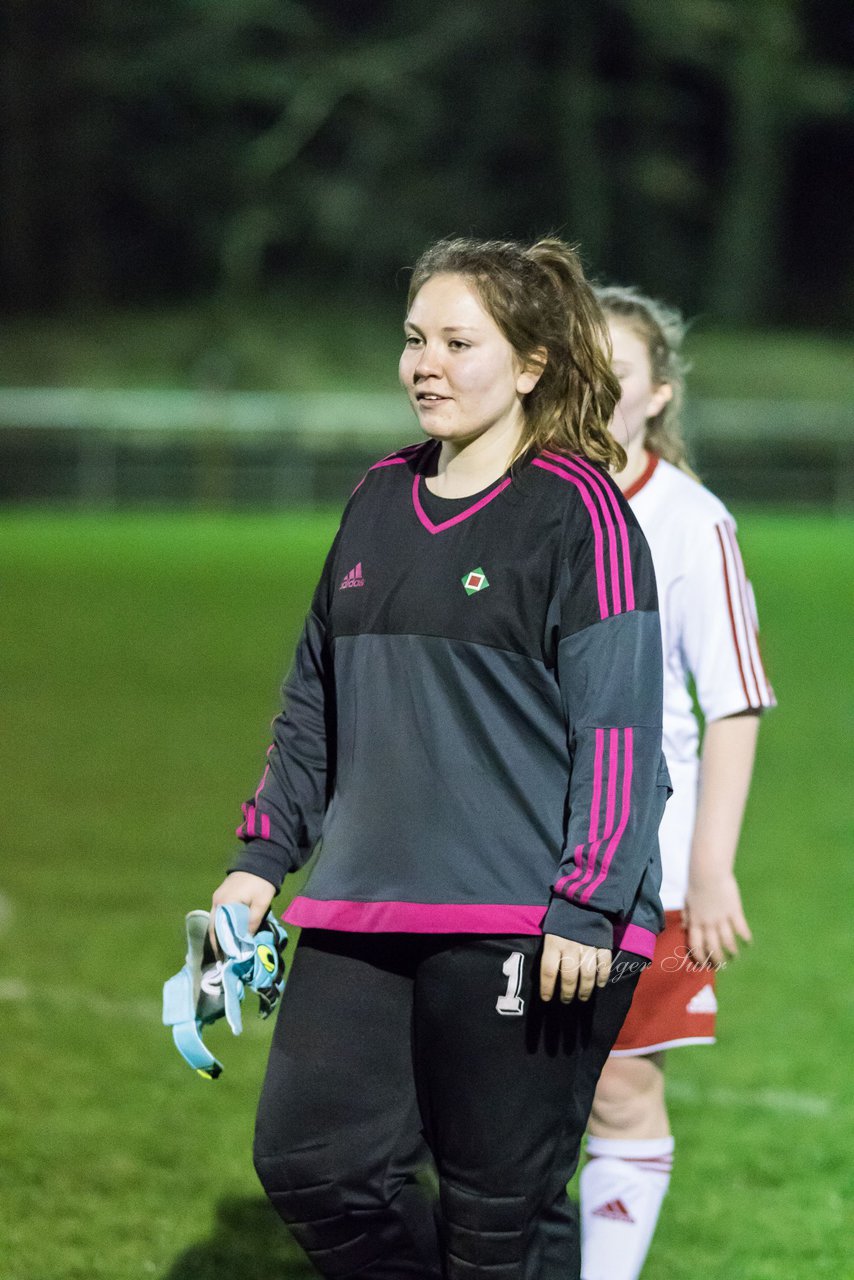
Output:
[516, 347, 547, 396]
[646, 381, 673, 419]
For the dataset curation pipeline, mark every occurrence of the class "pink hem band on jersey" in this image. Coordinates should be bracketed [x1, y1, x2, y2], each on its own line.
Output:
[285, 896, 548, 934]
[284, 898, 658, 958]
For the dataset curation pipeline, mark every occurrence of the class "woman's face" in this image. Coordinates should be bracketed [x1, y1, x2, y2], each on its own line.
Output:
[607, 318, 671, 452]
[399, 273, 540, 448]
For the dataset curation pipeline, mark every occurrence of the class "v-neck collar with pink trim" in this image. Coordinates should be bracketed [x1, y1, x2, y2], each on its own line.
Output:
[411, 469, 513, 535]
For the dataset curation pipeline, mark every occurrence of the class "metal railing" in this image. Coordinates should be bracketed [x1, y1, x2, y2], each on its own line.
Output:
[0, 389, 850, 509]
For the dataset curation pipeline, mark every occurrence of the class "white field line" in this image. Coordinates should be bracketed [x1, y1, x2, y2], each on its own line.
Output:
[666, 1078, 831, 1118]
[0, 977, 269, 1034]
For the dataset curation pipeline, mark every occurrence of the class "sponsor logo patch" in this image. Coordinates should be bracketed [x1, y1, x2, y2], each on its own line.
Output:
[461, 567, 489, 595]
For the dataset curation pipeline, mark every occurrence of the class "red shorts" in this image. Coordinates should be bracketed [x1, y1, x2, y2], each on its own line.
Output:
[612, 911, 717, 1056]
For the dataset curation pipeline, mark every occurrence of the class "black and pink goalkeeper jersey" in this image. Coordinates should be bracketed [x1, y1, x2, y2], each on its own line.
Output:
[229, 441, 670, 958]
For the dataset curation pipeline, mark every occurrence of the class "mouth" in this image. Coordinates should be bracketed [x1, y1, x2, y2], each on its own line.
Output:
[415, 392, 449, 406]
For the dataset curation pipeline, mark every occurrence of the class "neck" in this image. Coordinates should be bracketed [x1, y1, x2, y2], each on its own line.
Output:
[614, 435, 650, 494]
[429, 416, 525, 498]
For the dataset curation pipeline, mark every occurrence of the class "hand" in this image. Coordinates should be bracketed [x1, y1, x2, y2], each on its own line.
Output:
[209, 871, 276, 954]
[683, 870, 752, 968]
[539, 934, 612, 1003]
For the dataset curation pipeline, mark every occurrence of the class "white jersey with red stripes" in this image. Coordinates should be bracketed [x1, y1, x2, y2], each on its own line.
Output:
[626, 456, 775, 909]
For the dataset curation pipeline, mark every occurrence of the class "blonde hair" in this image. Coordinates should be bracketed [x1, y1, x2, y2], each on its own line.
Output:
[595, 284, 697, 478]
[407, 237, 625, 471]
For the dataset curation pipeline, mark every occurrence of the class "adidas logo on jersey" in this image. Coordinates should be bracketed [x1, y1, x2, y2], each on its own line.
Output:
[340, 562, 365, 589]
[592, 1198, 635, 1224]
[687, 983, 718, 1014]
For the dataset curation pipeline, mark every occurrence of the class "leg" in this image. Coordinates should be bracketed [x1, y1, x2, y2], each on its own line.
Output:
[579, 1053, 673, 1280]
[414, 937, 642, 1280]
[253, 929, 441, 1279]
[578, 909, 719, 1279]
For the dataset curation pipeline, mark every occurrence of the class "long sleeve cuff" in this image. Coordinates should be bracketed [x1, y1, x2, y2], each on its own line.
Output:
[542, 895, 614, 948]
[227, 843, 286, 894]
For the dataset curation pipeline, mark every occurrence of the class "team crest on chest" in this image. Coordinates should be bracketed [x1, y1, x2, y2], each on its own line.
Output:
[461, 567, 489, 596]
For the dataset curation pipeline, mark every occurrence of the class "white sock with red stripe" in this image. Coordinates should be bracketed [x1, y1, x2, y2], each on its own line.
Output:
[580, 1135, 674, 1280]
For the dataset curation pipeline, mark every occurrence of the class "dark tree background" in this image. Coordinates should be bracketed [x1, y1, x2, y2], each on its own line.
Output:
[1, 0, 852, 325]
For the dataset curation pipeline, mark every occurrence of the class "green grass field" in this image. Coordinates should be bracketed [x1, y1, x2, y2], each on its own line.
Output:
[1, 509, 852, 1280]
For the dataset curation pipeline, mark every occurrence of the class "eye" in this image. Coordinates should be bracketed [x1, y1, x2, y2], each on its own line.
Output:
[448, 340, 470, 351]
[404, 334, 422, 348]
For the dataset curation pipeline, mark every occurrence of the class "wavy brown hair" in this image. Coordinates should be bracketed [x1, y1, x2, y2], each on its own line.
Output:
[407, 237, 625, 471]
[596, 284, 698, 478]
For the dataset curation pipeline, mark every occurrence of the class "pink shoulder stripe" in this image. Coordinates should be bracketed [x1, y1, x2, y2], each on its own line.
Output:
[545, 451, 635, 612]
[545, 452, 623, 614]
[531, 458, 609, 619]
[351, 443, 424, 495]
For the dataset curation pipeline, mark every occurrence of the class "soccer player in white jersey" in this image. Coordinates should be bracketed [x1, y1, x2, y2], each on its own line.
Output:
[577, 286, 776, 1280]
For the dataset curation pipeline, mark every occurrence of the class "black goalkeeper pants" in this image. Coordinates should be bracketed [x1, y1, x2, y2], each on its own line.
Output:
[253, 930, 642, 1280]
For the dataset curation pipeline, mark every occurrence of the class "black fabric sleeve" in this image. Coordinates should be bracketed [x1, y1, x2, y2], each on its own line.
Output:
[543, 500, 670, 946]
[226, 531, 341, 892]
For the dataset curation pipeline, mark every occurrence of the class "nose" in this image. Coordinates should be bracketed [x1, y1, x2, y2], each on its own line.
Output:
[412, 342, 441, 381]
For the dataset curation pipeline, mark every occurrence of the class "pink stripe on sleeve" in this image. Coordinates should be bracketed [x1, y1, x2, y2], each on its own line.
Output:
[589, 727, 605, 843]
[254, 762, 271, 804]
[564, 726, 620, 898]
[558, 728, 606, 893]
[532, 459, 609, 618]
[554, 844, 587, 896]
[581, 728, 634, 903]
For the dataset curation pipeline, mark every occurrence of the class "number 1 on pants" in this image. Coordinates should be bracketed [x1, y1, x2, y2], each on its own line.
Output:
[496, 951, 525, 1016]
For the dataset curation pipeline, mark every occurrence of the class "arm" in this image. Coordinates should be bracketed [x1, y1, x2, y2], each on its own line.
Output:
[209, 532, 341, 940]
[541, 496, 669, 1000]
[683, 710, 759, 966]
[677, 514, 774, 966]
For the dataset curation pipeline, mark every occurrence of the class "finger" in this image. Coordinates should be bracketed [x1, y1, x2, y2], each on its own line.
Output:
[703, 926, 726, 969]
[208, 912, 222, 960]
[733, 911, 753, 945]
[559, 954, 581, 1003]
[540, 946, 560, 1002]
[248, 900, 269, 934]
[688, 923, 714, 970]
[575, 950, 598, 1002]
[717, 918, 738, 960]
[596, 948, 612, 987]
